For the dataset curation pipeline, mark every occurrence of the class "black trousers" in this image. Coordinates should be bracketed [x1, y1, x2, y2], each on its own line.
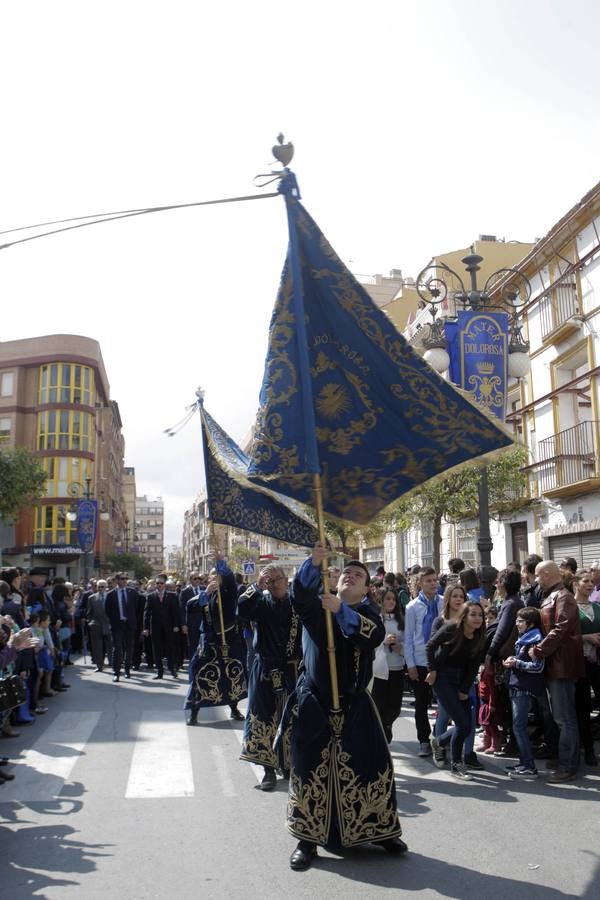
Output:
[575, 660, 600, 753]
[112, 626, 136, 674]
[152, 625, 175, 674]
[371, 669, 405, 741]
[412, 665, 432, 743]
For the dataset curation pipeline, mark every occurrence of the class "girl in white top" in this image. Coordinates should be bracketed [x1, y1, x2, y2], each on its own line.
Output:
[371, 588, 405, 744]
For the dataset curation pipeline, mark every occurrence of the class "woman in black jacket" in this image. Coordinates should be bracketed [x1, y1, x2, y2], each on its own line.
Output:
[425, 603, 486, 780]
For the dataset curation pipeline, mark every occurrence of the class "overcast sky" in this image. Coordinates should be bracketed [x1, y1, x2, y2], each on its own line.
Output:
[1, 1, 599, 545]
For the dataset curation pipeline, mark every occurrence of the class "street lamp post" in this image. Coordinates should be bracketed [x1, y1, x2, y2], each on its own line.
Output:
[417, 253, 531, 597]
[66, 478, 110, 586]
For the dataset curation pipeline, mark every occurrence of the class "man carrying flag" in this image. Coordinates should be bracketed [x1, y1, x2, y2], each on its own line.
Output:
[184, 553, 247, 725]
[238, 563, 302, 791]
[285, 544, 406, 870]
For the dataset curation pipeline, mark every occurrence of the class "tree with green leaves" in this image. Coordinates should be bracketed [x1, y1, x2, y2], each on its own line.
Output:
[0, 445, 47, 521]
[104, 551, 153, 580]
[388, 447, 530, 572]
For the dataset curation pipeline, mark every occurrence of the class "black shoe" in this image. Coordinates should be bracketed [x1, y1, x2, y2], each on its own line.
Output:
[133, 666, 141, 671]
[379, 837, 408, 854]
[584, 750, 598, 766]
[124, 672, 131, 679]
[0, 758, 9, 766]
[56, 686, 69, 692]
[464, 752, 485, 771]
[260, 769, 277, 791]
[61, 684, 71, 689]
[152, 673, 164, 680]
[112, 675, 120, 683]
[0, 770, 15, 782]
[290, 841, 317, 871]
[186, 713, 199, 727]
[230, 707, 245, 721]
[171, 671, 178, 679]
[94, 667, 103, 673]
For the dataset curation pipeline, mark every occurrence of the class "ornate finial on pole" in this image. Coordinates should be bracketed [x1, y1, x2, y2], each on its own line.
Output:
[272, 133, 294, 167]
[195, 386, 205, 403]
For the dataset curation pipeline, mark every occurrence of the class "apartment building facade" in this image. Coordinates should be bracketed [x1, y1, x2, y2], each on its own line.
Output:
[134, 495, 165, 573]
[0, 334, 127, 579]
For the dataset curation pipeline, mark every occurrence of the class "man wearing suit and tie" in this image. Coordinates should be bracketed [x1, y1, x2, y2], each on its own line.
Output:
[143, 573, 180, 679]
[106, 573, 139, 682]
[87, 579, 113, 672]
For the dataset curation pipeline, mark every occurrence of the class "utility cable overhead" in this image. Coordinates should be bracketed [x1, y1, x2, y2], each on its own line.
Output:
[0, 191, 280, 251]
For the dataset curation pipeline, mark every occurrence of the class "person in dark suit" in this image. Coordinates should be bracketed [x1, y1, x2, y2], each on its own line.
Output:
[106, 573, 139, 682]
[180, 574, 204, 659]
[131, 582, 147, 670]
[143, 573, 180, 679]
[87, 580, 113, 671]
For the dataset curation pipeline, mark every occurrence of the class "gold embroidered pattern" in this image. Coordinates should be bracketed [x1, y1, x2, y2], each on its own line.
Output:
[358, 615, 377, 639]
[287, 734, 401, 847]
[195, 646, 247, 704]
[287, 744, 332, 845]
[195, 651, 222, 704]
[241, 711, 279, 767]
[224, 656, 247, 702]
[285, 609, 300, 660]
[334, 749, 401, 846]
[270, 668, 283, 692]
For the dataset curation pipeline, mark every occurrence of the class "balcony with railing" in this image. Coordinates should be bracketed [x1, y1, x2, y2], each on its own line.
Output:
[525, 420, 600, 498]
[538, 274, 581, 342]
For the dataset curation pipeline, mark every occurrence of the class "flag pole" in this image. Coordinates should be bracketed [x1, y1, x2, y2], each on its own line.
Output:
[313, 473, 341, 713]
[209, 521, 228, 656]
[196, 389, 229, 656]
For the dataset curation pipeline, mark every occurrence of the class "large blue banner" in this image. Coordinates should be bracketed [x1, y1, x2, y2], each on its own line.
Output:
[76, 499, 98, 553]
[200, 404, 318, 547]
[245, 171, 513, 524]
[445, 311, 509, 421]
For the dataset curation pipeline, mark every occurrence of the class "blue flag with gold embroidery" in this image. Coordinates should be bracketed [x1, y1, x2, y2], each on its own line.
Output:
[246, 170, 513, 524]
[200, 402, 318, 547]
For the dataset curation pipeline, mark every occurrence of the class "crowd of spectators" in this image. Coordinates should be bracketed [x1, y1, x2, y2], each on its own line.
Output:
[2, 554, 599, 790]
[367, 555, 600, 783]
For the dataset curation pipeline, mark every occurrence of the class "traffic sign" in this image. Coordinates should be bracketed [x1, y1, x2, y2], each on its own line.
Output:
[243, 561, 256, 575]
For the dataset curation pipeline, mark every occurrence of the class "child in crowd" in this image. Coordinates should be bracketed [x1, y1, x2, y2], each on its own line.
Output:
[477, 606, 501, 753]
[502, 607, 545, 780]
[30, 611, 53, 713]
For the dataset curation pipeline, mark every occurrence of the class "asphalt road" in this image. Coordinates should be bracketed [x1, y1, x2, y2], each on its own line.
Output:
[1, 657, 598, 899]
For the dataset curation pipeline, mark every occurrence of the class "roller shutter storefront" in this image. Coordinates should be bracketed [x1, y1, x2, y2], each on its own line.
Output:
[548, 530, 600, 568]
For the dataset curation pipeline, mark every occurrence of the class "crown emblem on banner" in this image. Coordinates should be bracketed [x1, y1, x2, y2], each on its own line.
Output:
[476, 361, 494, 375]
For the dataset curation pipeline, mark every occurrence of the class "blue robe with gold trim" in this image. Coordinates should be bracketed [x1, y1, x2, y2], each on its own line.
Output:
[185, 561, 247, 710]
[281, 558, 402, 849]
[238, 585, 301, 770]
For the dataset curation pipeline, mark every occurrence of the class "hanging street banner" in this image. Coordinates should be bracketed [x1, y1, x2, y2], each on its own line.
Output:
[444, 311, 510, 421]
[76, 499, 98, 553]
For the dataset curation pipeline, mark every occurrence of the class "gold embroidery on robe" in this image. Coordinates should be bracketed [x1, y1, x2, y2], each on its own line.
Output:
[287, 735, 401, 846]
[334, 749, 401, 846]
[287, 744, 332, 845]
[358, 615, 376, 639]
[241, 711, 279, 768]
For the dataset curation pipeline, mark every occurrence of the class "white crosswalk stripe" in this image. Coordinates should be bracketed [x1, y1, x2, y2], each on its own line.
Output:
[125, 710, 194, 799]
[0, 711, 101, 802]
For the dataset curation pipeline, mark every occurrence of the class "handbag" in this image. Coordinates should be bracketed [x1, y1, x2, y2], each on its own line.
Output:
[0, 674, 27, 712]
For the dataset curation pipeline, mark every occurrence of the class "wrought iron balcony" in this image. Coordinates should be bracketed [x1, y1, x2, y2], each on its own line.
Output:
[526, 420, 600, 498]
[538, 274, 581, 341]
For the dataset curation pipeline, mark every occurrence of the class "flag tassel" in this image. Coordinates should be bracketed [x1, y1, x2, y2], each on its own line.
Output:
[313, 473, 341, 716]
